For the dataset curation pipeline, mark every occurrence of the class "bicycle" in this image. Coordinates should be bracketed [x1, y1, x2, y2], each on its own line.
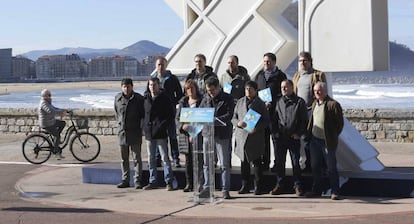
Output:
[22, 111, 101, 164]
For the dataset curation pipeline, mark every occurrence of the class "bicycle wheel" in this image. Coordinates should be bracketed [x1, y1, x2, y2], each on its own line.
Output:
[22, 134, 53, 164]
[70, 132, 100, 162]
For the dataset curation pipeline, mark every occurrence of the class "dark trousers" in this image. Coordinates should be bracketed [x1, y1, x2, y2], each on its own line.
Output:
[262, 127, 271, 169]
[241, 154, 263, 190]
[274, 137, 301, 189]
[45, 120, 66, 152]
[120, 143, 142, 185]
[309, 137, 340, 194]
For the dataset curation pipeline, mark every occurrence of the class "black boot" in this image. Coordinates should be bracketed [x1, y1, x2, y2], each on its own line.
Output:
[253, 165, 266, 195]
[238, 181, 250, 194]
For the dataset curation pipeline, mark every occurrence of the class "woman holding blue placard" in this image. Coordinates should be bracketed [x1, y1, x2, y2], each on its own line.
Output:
[232, 80, 270, 195]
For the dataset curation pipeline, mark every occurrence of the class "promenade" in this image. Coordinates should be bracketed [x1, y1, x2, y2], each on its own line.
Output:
[1, 133, 414, 222]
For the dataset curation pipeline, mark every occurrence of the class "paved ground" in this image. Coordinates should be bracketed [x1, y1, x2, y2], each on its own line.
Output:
[0, 133, 413, 223]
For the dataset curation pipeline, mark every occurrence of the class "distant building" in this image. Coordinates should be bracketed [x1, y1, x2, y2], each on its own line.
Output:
[12, 56, 36, 79]
[0, 48, 12, 80]
[88, 57, 112, 77]
[89, 56, 140, 78]
[36, 54, 84, 80]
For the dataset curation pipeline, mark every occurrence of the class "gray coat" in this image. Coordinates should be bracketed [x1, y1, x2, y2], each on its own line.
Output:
[38, 98, 65, 128]
[232, 96, 269, 162]
[114, 92, 144, 146]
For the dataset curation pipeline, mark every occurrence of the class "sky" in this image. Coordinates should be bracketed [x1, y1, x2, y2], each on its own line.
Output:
[1, 0, 413, 55]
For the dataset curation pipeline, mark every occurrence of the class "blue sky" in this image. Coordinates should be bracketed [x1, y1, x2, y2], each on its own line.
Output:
[1, 0, 413, 55]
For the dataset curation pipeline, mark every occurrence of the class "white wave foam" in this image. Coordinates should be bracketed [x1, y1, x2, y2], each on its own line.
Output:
[70, 94, 113, 109]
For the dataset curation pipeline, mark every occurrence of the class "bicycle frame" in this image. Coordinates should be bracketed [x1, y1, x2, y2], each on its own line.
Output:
[37, 112, 82, 151]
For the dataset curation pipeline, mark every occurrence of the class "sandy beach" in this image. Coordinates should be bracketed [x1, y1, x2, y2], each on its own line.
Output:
[0, 81, 148, 95]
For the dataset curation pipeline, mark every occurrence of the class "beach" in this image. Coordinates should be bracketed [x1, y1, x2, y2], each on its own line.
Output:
[0, 81, 147, 95]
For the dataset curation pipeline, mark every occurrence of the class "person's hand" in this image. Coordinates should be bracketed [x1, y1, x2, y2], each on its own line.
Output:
[182, 124, 190, 132]
[249, 128, 257, 134]
[189, 136, 193, 143]
[265, 102, 272, 108]
[238, 121, 246, 128]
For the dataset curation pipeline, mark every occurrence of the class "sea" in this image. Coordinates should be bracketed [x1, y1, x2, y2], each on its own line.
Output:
[1, 84, 414, 109]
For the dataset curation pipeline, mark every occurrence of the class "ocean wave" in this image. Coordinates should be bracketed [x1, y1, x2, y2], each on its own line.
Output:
[355, 90, 414, 98]
[70, 94, 114, 109]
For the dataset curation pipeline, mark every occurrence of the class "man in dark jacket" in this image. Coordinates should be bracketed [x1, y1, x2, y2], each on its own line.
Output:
[305, 81, 344, 200]
[151, 56, 184, 167]
[114, 78, 145, 189]
[253, 52, 287, 170]
[219, 55, 250, 103]
[186, 53, 217, 94]
[270, 79, 307, 196]
[143, 77, 176, 191]
[199, 77, 234, 199]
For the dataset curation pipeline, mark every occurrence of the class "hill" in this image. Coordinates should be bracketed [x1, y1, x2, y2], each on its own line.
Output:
[22, 40, 169, 61]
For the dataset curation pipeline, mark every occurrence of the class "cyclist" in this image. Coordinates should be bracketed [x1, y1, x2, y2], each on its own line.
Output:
[38, 89, 69, 159]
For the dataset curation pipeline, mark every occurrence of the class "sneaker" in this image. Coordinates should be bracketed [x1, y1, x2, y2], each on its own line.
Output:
[222, 191, 231, 199]
[117, 182, 130, 188]
[270, 186, 283, 195]
[56, 153, 65, 160]
[135, 182, 143, 189]
[166, 183, 175, 191]
[331, 193, 341, 200]
[304, 191, 322, 198]
[295, 187, 304, 196]
[143, 182, 158, 190]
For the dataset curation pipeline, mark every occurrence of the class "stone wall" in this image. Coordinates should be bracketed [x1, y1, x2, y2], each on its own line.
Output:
[344, 109, 414, 143]
[1, 108, 414, 142]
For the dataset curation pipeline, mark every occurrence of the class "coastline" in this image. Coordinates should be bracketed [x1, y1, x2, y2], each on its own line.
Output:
[0, 81, 148, 94]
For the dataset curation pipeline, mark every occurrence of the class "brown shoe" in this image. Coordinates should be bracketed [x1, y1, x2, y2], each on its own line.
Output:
[270, 186, 283, 195]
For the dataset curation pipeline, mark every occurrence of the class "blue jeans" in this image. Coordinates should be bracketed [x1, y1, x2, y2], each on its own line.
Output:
[309, 137, 340, 194]
[203, 138, 231, 192]
[146, 139, 173, 184]
[156, 122, 179, 163]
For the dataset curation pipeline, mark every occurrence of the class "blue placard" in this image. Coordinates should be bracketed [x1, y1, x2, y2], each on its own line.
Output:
[223, 82, 232, 94]
[258, 87, 272, 103]
[243, 108, 261, 132]
[179, 107, 215, 123]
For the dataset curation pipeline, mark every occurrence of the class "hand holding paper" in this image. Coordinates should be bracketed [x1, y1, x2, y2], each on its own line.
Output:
[242, 109, 261, 133]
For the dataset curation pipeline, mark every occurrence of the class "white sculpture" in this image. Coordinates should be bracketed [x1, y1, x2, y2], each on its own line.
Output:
[165, 0, 387, 171]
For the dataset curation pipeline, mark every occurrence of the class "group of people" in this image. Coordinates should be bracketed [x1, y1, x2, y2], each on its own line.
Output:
[37, 51, 344, 201]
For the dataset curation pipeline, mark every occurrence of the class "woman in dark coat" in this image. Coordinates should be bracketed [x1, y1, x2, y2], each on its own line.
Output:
[232, 81, 270, 195]
[176, 79, 204, 192]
